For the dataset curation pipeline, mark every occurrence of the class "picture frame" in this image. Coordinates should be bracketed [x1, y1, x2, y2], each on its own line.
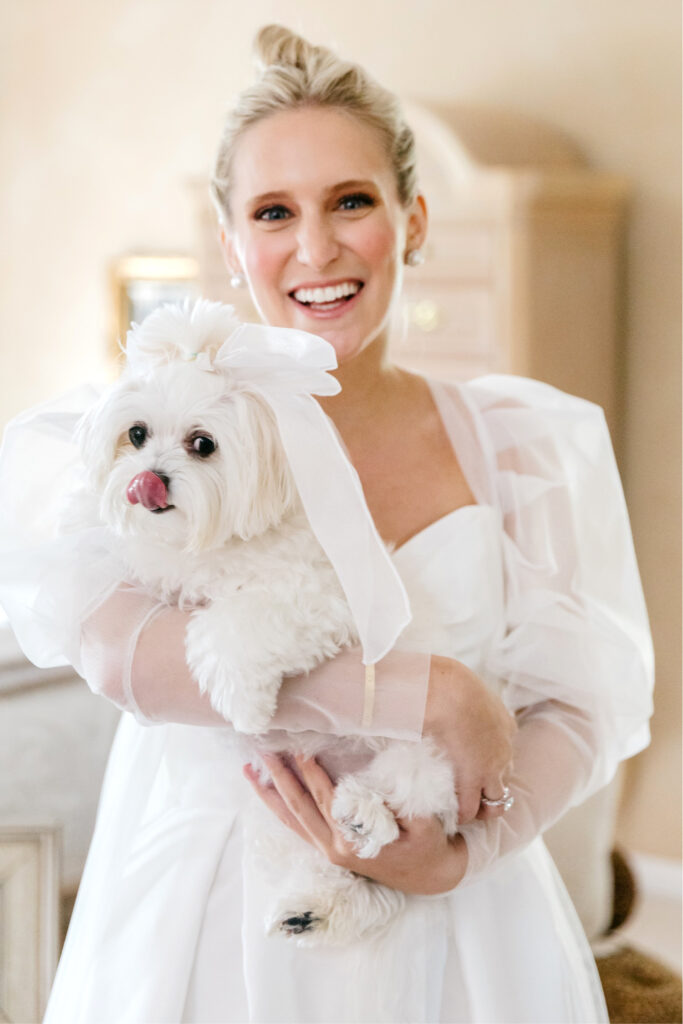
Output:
[110, 253, 199, 361]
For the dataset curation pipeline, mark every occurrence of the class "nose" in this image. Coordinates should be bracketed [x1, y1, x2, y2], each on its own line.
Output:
[296, 214, 340, 271]
[152, 471, 170, 491]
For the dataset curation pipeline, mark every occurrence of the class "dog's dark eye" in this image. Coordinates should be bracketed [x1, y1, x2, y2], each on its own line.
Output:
[129, 424, 148, 449]
[190, 435, 216, 458]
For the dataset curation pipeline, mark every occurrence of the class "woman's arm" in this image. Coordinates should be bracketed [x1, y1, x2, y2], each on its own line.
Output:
[289, 375, 652, 895]
[457, 700, 598, 880]
[81, 584, 516, 825]
[244, 697, 597, 894]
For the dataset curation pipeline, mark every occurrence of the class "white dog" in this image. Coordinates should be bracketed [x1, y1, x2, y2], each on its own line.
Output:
[73, 300, 459, 946]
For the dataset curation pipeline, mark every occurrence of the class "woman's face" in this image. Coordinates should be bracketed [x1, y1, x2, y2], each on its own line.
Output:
[221, 106, 426, 366]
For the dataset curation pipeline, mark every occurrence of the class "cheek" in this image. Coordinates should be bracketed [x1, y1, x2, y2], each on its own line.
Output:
[349, 218, 401, 275]
[242, 236, 289, 299]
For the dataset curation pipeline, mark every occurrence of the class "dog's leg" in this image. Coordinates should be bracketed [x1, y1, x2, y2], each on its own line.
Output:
[185, 599, 286, 732]
[185, 585, 355, 734]
[251, 808, 404, 946]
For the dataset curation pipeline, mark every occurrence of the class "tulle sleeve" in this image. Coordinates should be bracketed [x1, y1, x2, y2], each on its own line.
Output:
[449, 375, 654, 879]
[462, 375, 654, 794]
[80, 585, 430, 740]
[0, 388, 124, 676]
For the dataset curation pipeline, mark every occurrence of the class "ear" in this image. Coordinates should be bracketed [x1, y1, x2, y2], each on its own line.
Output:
[218, 227, 244, 279]
[76, 379, 141, 490]
[405, 193, 428, 255]
[75, 400, 118, 491]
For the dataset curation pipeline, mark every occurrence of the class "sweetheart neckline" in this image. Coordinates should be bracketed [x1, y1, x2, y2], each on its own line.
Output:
[389, 502, 497, 559]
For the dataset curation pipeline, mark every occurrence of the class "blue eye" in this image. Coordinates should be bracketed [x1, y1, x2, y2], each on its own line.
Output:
[338, 193, 375, 211]
[255, 204, 291, 222]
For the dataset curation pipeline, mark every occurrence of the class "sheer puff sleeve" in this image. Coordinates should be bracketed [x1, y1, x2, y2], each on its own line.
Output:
[0, 387, 124, 676]
[455, 375, 654, 878]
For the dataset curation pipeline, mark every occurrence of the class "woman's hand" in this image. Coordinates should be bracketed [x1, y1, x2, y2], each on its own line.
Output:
[424, 655, 517, 824]
[244, 754, 468, 896]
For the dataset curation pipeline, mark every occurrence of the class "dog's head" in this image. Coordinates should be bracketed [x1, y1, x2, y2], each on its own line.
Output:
[77, 304, 298, 552]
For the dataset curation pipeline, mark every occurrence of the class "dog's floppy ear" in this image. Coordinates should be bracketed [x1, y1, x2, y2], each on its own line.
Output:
[247, 393, 298, 536]
[220, 391, 298, 541]
[75, 377, 143, 490]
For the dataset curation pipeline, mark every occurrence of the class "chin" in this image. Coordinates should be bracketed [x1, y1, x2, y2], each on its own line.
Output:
[303, 323, 385, 368]
[257, 294, 384, 366]
[71, 298, 457, 948]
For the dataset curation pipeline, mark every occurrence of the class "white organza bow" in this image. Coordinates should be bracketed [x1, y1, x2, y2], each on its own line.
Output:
[184, 322, 411, 665]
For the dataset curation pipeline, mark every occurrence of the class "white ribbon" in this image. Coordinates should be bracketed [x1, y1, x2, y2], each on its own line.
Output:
[137, 321, 411, 665]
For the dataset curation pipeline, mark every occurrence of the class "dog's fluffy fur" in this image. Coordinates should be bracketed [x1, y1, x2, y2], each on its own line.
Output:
[73, 300, 458, 945]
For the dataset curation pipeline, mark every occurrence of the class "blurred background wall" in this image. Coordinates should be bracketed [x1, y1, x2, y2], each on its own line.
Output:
[1, 0, 680, 859]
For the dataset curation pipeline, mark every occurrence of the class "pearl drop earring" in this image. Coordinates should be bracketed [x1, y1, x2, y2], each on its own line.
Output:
[230, 271, 245, 289]
[405, 249, 424, 268]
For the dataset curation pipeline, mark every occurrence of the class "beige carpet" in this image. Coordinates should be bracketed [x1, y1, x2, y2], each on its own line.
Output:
[597, 946, 682, 1024]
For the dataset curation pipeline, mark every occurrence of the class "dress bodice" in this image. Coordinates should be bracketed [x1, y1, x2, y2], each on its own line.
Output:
[251, 505, 507, 783]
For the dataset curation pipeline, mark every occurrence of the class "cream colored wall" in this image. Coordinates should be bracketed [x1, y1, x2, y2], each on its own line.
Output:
[2, 0, 680, 857]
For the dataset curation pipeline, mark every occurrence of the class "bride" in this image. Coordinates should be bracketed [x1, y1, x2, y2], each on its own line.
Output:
[1, 23, 652, 1024]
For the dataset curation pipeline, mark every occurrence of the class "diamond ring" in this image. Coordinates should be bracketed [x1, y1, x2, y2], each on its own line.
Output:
[480, 786, 515, 812]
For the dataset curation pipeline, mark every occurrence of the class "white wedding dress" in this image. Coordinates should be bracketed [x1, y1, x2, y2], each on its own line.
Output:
[0, 374, 653, 1024]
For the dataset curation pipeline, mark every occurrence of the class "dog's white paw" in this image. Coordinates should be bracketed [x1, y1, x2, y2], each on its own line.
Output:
[266, 879, 404, 947]
[331, 777, 399, 859]
[227, 683, 276, 734]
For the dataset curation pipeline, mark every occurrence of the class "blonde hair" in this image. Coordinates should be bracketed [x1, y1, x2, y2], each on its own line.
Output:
[210, 24, 418, 222]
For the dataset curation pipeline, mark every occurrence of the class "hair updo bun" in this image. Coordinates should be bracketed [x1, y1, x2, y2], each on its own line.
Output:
[254, 24, 318, 73]
[210, 24, 418, 222]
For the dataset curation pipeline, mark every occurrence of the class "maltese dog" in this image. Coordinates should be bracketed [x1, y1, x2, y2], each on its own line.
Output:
[73, 299, 459, 946]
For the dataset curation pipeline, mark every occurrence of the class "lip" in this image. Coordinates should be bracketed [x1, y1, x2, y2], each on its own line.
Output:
[150, 505, 175, 514]
[288, 279, 364, 320]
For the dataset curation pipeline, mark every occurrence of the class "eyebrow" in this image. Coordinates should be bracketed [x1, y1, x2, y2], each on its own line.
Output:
[328, 179, 377, 193]
[248, 179, 378, 206]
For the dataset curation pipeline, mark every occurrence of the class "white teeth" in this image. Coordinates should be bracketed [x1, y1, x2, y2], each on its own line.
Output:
[293, 281, 360, 304]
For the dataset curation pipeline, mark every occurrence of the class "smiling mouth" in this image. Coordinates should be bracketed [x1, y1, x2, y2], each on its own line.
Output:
[289, 280, 363, 312]
[150, 505, 175, 515]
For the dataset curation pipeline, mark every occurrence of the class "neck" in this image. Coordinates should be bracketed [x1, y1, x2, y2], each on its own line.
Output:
[317, 332, 403, 437]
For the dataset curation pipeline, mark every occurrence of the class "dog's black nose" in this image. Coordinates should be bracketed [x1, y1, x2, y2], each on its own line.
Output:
[152, 471, 170, 490]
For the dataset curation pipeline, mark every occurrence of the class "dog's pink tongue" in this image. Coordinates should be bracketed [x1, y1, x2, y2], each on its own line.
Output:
[127, 471, 168, 510]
